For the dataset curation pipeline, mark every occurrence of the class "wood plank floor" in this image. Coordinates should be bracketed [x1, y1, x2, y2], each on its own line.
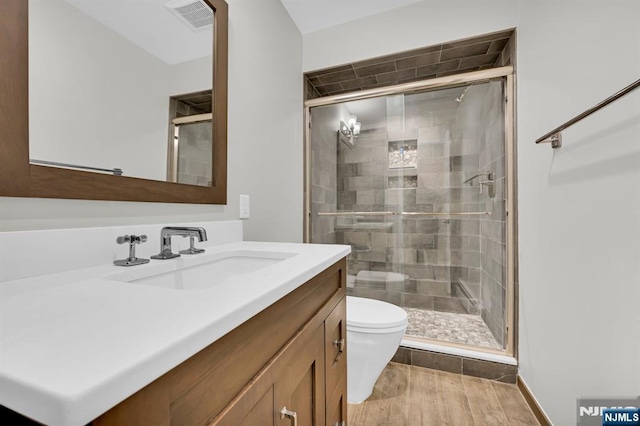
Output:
[348, 362, 539, 426]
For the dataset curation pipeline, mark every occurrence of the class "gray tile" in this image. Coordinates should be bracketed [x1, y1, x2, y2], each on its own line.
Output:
[305, 30, 514, 97]
[376, 69, 417, 84]
[338, 191, 356, 205]
[306, 64, 353, 79]
[392, 347, 411, 365]
[416, 279, 451, 297]
[412, 350, 462, 374]
[315, 83, 343, 95]
[433, 296, 468, 314]
[482, 309, 505, 347]
[417, 60, 460, 77]
[410, 234, 436, 250]
[308, 75, 321, 86]
[440, 42, 491, 61]
[401, 293, 435, 309]
[317, 68, 358, 85]
[462, 358, 516, 383]
[354, 61, 396, 78]
[353, 44, 442, 69]
[488, 38, 510, 53]
[459, 53, 501, 69]
[395, 51, 441, 70]
[337, 163, 358, 177]
[347, 287, 401, 305]
[340, 76, 377, 90]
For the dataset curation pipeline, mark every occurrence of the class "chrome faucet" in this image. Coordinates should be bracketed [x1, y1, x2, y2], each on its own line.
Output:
[463, 172, 495, 198]
[151, 227, 207, 260]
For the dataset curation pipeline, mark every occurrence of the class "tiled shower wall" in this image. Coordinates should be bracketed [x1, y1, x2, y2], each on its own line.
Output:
[336, 93, 484, 314]
[309, 105, 344, 244]
[176, 122, 213, 186]
[454, 82, 506, 346]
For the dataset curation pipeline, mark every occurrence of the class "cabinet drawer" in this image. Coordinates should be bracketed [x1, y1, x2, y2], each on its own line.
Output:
[326, 371, 347, 426]
[325, 297, 346, 398]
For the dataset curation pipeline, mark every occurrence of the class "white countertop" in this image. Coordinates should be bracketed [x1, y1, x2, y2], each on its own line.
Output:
[0, 241, 350, 426]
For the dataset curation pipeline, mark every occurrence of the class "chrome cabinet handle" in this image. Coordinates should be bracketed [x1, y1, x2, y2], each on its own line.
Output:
[334, 338, 345, 362]
[333, 422, 346, 426]
[280, 406, 297, 426]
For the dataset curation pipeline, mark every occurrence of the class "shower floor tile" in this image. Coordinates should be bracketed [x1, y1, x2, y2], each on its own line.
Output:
[404, 308, 501, 349]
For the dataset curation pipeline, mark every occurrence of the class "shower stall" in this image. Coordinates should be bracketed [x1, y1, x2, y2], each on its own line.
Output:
[305, 69, 515, 355]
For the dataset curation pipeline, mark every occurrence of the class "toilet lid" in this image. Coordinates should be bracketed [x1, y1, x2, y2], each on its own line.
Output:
[347, 296, 408, 329]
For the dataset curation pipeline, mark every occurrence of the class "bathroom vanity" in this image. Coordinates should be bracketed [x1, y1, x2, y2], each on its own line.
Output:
[0, 225, 349, 426]
[95, 258, 347, 426]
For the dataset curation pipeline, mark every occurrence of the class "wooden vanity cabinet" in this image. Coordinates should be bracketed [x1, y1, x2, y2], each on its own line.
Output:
[94, 257, 347, 426]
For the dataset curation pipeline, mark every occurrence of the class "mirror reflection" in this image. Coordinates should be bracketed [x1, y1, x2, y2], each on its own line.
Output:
[28, 0, 214, 186]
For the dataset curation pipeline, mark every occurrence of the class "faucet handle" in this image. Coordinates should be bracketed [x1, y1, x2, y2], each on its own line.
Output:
[179, 235, 206, 255]
[117, 234, 147, 244]
[114, 234, 150, 267]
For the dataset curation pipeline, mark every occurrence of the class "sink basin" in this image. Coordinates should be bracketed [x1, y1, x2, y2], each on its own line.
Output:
[108, 250, 297, 290]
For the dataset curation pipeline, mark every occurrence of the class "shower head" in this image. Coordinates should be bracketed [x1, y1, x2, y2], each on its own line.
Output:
[455, 86, 471, 102]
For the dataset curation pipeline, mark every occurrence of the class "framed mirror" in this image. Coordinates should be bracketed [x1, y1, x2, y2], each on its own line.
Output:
[0, 0, 227, 204]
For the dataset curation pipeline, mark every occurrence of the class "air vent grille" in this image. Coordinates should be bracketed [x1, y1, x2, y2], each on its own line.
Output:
[166, 0, 213, 31]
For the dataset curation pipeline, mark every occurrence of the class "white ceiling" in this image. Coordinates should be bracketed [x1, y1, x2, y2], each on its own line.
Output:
[280, 0, 424, 34]
[63, 0, 212, 64]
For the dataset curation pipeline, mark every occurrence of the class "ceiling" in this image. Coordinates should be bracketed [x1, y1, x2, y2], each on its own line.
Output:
[63, 0, 212, 64]
[280, 0, 424, 34]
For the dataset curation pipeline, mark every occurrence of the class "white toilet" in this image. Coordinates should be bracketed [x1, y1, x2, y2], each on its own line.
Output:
[346, 296, 408, 404]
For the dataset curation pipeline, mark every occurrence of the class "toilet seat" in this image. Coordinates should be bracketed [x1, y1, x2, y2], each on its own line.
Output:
[346, 296, 407, 332]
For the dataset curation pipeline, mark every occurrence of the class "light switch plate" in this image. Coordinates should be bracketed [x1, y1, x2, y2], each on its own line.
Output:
[239, 194, 250, 219]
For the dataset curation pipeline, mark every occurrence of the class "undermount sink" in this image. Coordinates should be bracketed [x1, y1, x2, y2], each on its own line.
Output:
[107, 250, 297, 290]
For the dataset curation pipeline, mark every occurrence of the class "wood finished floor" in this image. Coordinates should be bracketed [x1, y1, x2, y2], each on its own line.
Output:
[348, 362, 540, 426]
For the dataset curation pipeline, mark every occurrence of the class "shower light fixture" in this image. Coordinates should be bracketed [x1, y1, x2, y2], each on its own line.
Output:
[340, 115, 361, 140]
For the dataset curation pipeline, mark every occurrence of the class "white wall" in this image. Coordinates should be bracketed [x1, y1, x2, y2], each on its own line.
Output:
[516, 1, 640, 424]
[304, 1, 640, 424]
[1, 0, 303, 243]
[303, 0, 517, 72]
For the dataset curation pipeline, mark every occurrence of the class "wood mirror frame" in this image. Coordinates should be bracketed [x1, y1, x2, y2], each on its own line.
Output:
[0, 0, 228, 204]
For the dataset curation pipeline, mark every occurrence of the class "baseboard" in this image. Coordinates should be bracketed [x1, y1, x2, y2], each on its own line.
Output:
[516, 375, 552, 426]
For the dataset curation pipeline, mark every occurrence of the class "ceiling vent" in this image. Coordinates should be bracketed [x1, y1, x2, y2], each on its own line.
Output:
[165, 0, 213, 31]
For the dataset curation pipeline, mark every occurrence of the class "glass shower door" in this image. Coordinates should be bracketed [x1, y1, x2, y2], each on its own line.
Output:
[308, 79, 508, 352]
[398, 81, 507, 349]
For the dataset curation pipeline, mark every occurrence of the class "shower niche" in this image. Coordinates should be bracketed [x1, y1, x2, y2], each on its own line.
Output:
[388, 139, 418, 169]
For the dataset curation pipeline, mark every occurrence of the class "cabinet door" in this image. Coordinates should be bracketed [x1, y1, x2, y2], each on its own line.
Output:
[325, 298, 346, 397]
[274, 325, 326, 426]
[211, 381, 276, 426]
[326, 372, 347, 426]
[238, 387, 276, 426]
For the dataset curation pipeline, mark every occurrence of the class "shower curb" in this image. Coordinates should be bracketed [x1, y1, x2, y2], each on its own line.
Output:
[391, 346, 517, 384]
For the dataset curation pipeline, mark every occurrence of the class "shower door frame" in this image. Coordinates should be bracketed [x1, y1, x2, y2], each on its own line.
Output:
[303, 66, 517, 359]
